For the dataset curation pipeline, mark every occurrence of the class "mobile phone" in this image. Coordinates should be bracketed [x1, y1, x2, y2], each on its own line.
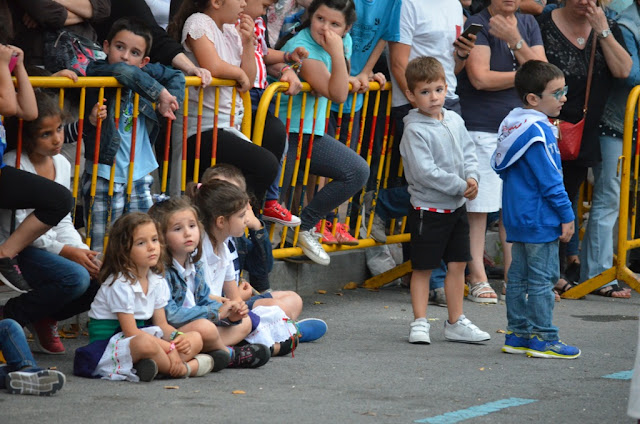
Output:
[460, 23, 483, 40]
[8, 53, 18, 73]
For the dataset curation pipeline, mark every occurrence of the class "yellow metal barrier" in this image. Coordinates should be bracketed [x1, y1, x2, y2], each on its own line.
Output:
[252, 81, 411, 260]
[562, 85, 640, 298]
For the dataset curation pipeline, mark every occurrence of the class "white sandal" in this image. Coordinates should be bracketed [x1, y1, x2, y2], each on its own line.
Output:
[468, 282, 498, 304]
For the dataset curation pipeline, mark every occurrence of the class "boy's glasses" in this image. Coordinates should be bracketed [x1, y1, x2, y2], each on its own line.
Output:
[537, 85, 568, 101]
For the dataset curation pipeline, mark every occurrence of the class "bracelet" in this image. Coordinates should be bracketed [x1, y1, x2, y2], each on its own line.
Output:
[279, 64, 292, 78]
[167, 342, 176, 354]
[284, 51, 292, 63]
[456, 50, 469, 61]
[170, 330, 184, 340]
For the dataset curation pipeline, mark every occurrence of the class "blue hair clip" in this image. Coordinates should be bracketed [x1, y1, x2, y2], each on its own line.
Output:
[152, 193, 170, 204]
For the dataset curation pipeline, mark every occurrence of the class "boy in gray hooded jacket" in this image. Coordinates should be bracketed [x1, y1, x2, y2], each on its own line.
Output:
[400, 57, 490, 345]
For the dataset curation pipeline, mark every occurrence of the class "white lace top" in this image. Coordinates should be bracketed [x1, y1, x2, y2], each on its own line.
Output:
[182, 13, 245, 135]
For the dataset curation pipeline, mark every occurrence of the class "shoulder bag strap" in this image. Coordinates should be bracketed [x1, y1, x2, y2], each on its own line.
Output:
[582, 32, 598, 115]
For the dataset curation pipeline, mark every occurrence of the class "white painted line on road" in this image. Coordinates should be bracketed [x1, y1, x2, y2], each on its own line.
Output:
[602, 370, 633, 380]
[414, 397, 538, 424]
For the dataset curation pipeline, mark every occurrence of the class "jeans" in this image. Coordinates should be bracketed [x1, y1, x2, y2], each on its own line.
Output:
[580, 135, 622, 287]
[3, 246, 96, 326]
[507, 241, 559, 340]
[0, 319, 39, 388]
[430, 261, 446, 289]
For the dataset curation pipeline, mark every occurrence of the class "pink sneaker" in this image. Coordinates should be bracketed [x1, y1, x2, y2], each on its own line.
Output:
[332, 222, 359, 246]
[262, 201, 301, 227]
[28, 318, 65, 355]
[315, 222, 338, 245]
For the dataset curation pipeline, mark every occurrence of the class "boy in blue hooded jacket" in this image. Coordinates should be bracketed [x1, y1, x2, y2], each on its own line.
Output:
[492, 60, 579, 359]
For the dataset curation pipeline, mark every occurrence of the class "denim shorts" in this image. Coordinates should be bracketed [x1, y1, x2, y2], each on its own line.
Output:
[246, 292, 273, 310]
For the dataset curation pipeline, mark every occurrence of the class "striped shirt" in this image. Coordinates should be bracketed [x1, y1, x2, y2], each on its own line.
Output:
[253, 17, 268, 89]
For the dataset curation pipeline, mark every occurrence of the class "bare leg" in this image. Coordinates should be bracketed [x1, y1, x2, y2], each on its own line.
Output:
[0, 213, 50, 258]
[445, 262, 466, 324]
[179, 319, 226, 352]
[217, 316, 252, 346]
[254, 291, 303, 320]
[467, 212, 497, 300]
[410, 269, 432, 320]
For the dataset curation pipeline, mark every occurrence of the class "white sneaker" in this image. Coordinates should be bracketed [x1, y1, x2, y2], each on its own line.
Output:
[288, 228, 330, 266]
[444, 315, 490, 343]
[408, 319, 431, 344]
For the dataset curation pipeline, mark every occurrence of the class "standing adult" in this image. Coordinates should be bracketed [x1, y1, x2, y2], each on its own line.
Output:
[536, 0, 631, 295]
[457, 0, 547, 302]
[579, 0, 637, 297]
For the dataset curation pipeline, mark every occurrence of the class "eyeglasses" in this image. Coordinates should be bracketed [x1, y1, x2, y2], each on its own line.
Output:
[537, 85, 568, 101]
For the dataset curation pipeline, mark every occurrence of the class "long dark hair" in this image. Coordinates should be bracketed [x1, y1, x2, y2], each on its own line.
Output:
[274, 0, 357, 50]
[168, 0, 211, 42]
[0, 0, 13, 45]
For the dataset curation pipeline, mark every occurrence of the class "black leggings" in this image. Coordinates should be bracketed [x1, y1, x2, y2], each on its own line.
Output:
[0, 165, 72, 227]
[186, 128, 280, 205]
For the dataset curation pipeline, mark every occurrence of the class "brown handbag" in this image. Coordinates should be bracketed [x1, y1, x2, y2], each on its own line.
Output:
[549, 33, 598, 160]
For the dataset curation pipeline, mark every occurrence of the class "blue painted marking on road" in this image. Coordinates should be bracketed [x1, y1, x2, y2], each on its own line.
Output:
[414, 397, 538, 424]
[602, 370, 633, 380]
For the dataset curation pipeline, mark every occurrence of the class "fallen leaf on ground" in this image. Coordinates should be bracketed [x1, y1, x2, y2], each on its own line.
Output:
[384, 306, 389, 309]
[317, 289, 327, 294]
[496, 329, 506, 334]
[479, 367, 485, 371]
[232, 390, 246, 395]
[361, 412, 377, 416]
[313, 301, 324, 305]
[164, 386, 179, 390]
[335, 292, 344, 296]
[343, 282, 359, 290]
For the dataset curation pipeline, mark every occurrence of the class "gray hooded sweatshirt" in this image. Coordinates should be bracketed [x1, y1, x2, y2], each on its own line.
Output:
[400, 108, 479, 211]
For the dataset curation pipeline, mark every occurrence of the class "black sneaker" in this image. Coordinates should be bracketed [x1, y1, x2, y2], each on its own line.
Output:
[0, 257, 30, 293]
[229, 344, 270, 368]
[133, 359, 158, 382]
[206, 349, 232, 372]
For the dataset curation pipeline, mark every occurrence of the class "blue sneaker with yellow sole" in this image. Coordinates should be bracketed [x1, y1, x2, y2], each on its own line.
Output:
[502, 332, 530, 354]
[526, 336, 581, 359]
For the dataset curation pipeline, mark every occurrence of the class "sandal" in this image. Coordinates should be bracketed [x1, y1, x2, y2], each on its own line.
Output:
[467, 282, 498, 304]
[554, 278, 578, 295]
[593, 284, 632, 299]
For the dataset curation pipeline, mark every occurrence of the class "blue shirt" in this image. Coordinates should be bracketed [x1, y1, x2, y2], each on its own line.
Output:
[0, 120, 6, 169]
[277, 28, 352, 136]
[331, 0, 401, 113]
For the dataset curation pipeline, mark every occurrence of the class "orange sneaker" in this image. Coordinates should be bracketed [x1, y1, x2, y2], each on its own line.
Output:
[315, 222, 338, 245]
[332, 222, 359, 246]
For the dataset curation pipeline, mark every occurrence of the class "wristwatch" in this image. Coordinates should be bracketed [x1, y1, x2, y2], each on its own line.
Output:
[508, 39, 524, 51]
[598, 29, 612, 39]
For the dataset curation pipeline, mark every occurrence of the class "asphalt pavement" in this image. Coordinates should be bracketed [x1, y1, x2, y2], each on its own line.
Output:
[2, 283, 639, 424]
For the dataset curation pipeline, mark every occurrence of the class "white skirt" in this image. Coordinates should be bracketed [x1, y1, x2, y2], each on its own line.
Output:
[466, 131, 502, 213]
[244, 305, 297, 347]
[93, 326, 164, 382]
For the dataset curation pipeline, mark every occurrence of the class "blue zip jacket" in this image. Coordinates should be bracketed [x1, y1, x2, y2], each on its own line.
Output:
[164, 259, 223, 328]
[492, 108, 574, 243]
[84, 60, 185, 164]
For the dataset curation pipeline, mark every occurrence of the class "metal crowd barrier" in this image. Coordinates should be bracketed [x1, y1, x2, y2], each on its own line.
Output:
[562, 85, 640, 298]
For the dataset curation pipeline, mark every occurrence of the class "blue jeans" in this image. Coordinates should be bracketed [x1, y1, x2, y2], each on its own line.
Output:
[3, 246, 95, 326]
[0, 319, 40, 388]
[430, 261, 446, 289]
[507, 241, 559, 340]
[580, 135, 622, 287]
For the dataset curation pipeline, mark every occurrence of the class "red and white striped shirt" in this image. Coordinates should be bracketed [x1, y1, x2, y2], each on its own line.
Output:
[253, 17, 268, 89]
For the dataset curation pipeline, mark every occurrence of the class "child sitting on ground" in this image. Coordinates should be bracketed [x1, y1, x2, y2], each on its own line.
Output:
[82, 16, 184, 252]
[148, 196, 276, 367]
[492, 60, 579, 359]
[78, 212, 214, 382]
[400, 56, 490, 345]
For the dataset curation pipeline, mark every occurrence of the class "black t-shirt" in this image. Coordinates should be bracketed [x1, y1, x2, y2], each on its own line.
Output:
[537, 11, 627, 166]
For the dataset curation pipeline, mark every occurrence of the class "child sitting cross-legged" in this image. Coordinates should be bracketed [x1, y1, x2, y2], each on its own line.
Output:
[492, 60, 579, 359]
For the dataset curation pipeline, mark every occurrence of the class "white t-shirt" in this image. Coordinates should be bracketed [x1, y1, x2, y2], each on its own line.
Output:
[390, 0, 463, 107]
[172, 258, 197, 308]
[181, 13, 245, 135]
[201, 233, 236, 297]
[88, 271, 170, 320]
[144, 0, 171, 30]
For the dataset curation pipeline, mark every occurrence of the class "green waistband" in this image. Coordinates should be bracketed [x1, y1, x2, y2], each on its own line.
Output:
[88, 318, 145, 343]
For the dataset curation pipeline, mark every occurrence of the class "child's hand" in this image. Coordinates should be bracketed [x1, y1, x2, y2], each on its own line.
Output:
[4, 45, 24, 68]
[235, 71, 252, 93]
[238, 280, 253, 301]
[280, 68, 303, 95]
[187, 66, 212, 87]
[244, 204, 262, 230]
[210, 294, 227, 303]
[172, 333, 192, 356]
[454, 32, 476, 60]
[464, 178, 478, 200]
[348, 76, 362, 94]
[290, 46, 309, 63]
[89, 102, 107, 126]
[52, 69, 78, 82]
[237, 14, 255, 47]
[372, 72, 387, 89]
[228, 299, 249, 321]
[60, 246, 101, 279]
[317, 30, 344, 58]
[353, 72, 370, 93]
[157, 88, 179, 120]
[559, 221, 575, 243]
